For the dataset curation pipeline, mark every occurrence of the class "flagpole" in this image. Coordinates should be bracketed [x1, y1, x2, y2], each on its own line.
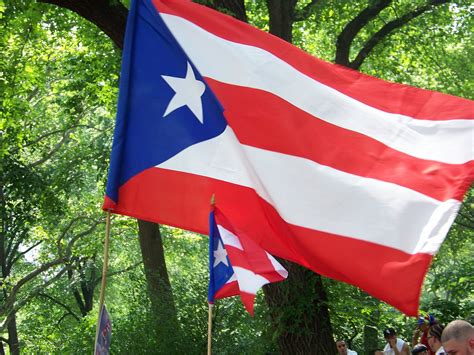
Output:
[207, 194, 216, 355]
[94, 209, 111, 351]
[207, 303, 214, 355]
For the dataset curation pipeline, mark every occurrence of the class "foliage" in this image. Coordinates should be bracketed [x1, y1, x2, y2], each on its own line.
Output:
[1, 0, 472, 353]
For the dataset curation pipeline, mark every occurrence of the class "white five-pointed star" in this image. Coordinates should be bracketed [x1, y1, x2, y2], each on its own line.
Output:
[161, 62, 206, 123]
[213, 240, 229, 268]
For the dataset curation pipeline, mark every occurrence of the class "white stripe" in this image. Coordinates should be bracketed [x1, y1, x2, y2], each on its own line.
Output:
[158, 127, 460, 254]
[217, 226, 272, 294]
[233, 267, 269, 295]
[219, 225, 288, 279]
[217, 225, 243, 250]
[224, 273, 236, 284]
[161, 14, 474, 164]
[267, 253, 288, 279]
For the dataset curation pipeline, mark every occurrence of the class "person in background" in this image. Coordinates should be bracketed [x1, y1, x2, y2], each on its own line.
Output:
[383, 328, 410, 355]
[441, 320, 474, 355]
[336, 339, 358, 355]
[412, 344, 429, 355]
[427, 323, 446, 355]
[413, 314, 437, 355]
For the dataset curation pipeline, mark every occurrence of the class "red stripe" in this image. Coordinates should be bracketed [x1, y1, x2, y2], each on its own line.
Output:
[153, 0, 474, 121]
[216, 209, 285, 280]
[208, 79, 474, 202]
[289, 224, 431, 316]
[218, 235, 273, 273]
[214, 280, 238, 299]
[221, 243, 285, 283]
[112, 167, 432, 315]
[239, 292, 257, 316]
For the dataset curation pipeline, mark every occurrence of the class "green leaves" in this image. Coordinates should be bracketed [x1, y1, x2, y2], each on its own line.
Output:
[2, 0, 472, 353]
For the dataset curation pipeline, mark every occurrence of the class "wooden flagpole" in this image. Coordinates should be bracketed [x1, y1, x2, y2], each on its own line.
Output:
[207, 194, 216, 355]
[94, 210, 111, 351]
[207, 303, 214, 355]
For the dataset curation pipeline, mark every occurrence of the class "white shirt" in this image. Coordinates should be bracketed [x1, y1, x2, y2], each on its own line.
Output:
[347, 350, 358, 355]
[383, 338, 406, 354]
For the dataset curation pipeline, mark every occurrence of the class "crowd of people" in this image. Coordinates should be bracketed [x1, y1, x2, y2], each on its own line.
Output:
[335, 316, 473, 355]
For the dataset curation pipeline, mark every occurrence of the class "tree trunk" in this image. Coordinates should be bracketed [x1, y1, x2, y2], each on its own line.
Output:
[264, 262, 336, 354]
[0, 185, 17, 355]
[266, 0, 296, 43]
[7, 313, 19, 355]
[137, 220, 182, 352]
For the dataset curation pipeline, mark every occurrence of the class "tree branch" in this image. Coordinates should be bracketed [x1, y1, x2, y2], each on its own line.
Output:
[335, 0, 392, 66]
[350, 0, 452, 69]
[5, 238, 23, 273]
[454, 221, 474, 231]
[56, 216, 100, 251]
[457, 212, 474, 225]
[17, 124, 94, 152]
[57, 218, 101, 259]
[0, 267, 68, 332]
[68, 266, 87, 316]
[8, 241, 42, 269]
[0, 216, 101, 319]
[37, 0, 128, 49]
[37, 292, 80, 321]
[56, 312, 77, 326]
[93, 261, 142, 287]
[6, 259, 66, 306]
[27, 127, 74, 168]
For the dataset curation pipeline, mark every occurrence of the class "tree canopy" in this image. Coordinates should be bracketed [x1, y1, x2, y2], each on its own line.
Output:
[0, 0, 472, 353]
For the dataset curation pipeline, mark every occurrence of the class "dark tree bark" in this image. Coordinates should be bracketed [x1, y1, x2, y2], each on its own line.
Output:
[266, 0, 297, 43]
[67, 258, 96, 317]
[335, 0, 392, 68]
[264, 262, 336, 354]
[137, 221, 176, 316]
[7, 313, 19, 355]
[0, 185, 19, 355]
[137, 220, 182, 351]
[209, 0, 247, 22]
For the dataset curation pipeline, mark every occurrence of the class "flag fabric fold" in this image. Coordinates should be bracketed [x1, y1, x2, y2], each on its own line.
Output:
[208, 207, 288, 316]
[103, 0, 474, 315]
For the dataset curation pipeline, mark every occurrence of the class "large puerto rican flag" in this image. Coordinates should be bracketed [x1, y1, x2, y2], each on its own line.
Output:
[103, 0, 474, 316]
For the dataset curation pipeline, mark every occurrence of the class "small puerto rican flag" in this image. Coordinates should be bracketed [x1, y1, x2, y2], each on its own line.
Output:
[208, 206, 288, 316]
